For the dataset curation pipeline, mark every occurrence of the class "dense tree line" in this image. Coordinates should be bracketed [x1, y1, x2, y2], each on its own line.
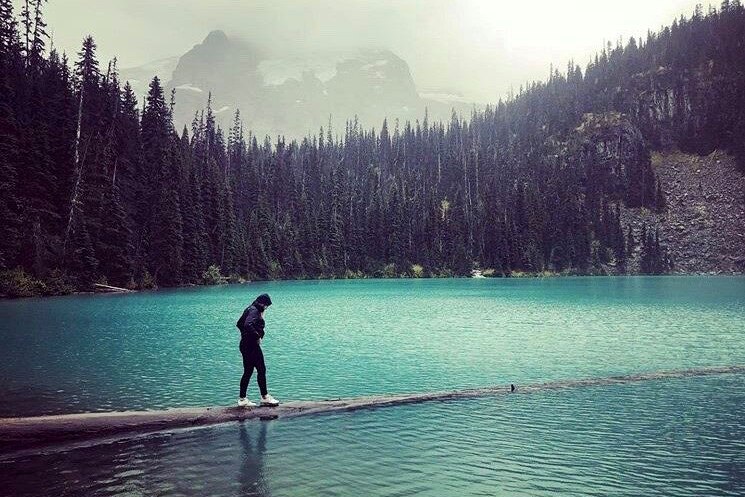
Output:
[1, 2, 743, 293]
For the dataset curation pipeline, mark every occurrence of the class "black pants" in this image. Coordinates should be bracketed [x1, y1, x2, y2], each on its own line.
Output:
[240, 342, 267, 398]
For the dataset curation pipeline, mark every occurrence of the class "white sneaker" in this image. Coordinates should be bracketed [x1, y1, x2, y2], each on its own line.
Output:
[260, 394, 280, 406]
[238, 398, 256, 407]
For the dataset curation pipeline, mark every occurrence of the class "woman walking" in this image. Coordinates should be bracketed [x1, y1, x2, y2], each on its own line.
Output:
[236, 293, 280, 407]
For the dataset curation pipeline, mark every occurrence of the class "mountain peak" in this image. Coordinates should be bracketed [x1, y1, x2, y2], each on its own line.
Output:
[132, 32, 473, 138]
[203, 30, 228, 45]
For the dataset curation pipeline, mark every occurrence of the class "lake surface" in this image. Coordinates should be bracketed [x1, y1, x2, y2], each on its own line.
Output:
[1, 277, 744, 495]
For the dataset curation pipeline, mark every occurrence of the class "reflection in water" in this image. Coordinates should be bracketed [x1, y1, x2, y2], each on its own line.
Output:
[239, 422, 270, 496]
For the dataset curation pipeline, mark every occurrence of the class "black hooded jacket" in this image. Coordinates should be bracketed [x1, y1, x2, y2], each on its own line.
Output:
[236, 294, 272, 346]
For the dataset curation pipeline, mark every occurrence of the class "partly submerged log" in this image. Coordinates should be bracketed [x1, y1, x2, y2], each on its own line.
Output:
[94, 283, 135, 293]
[1, 365, 743, 454]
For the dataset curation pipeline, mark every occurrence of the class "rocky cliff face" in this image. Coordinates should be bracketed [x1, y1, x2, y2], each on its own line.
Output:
[569, 112, 659, 210]
[169, 30, 264, 101]
[621, 150, 745, 274]
[628, 60, 743, 164]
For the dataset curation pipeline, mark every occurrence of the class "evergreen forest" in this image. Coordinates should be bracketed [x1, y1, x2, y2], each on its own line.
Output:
[1, 1, 744, 295]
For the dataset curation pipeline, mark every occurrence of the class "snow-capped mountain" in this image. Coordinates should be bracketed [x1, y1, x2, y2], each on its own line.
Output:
[121, 30, 477, 138]
[120, 56, 179, 97]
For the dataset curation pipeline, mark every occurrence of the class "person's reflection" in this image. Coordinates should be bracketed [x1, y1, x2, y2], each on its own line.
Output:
[239, 421, 270, 496]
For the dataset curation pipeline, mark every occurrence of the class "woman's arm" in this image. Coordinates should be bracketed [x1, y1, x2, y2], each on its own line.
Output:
[243, 307, 265, 340]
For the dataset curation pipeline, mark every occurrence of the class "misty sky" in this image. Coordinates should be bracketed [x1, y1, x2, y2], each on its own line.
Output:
[35, 0, 704, 102]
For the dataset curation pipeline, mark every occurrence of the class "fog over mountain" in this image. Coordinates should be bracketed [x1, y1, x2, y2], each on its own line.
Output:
[120, 29, 473, 136]
[35, 0, 706, 135]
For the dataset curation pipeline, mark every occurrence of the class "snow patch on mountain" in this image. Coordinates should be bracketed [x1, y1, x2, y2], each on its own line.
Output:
[175, 84, 203, 93]
[120, 56, 179, 96]
[418, 89, 473, 104]
[361, 59, 389, 71]
[257, 52, 357, 86]
[137, 56, 179, 78]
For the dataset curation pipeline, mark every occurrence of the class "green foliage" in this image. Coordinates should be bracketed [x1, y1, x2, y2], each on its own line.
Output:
[380, 263, 398, 278]
[64, 217, 99, 290]
[0, 268, 76, 298]
[268, 261, 283, 280]
[95, 184, 133, 287]
[431, 268, 454, 278]
[0, 268, 46, 297]
[343, 269, 365, 279]
[510, 270, 560, 278]
[409, 264, 425, 278]
[509, 271, 530, 278]
[140, 271, 156, 289]
[202, 264, 227, 285]
[45, 269, 76, 296]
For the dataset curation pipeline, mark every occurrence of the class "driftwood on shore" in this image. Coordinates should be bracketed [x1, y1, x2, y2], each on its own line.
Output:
[1, 365, 743, 455]
[93, 283, 135, 293]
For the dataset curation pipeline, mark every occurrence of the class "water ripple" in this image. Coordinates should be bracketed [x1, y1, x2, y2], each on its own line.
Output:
[0, 278, 743, 418]
[1, 278, 744, 495]
[5, 375, 742, 496]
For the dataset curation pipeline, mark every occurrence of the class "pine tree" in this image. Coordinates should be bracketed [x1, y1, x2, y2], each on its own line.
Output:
[62, 35, 102, 274]
[65, 211, 98, 288]
[178, 128, 208, 282]
[640, 226, 669, 274]
[151, 177, 184, 286]
[96, 181, 132, 286]
[26, 0, 46, 69]
[139, 76, 174, 281]
[0, 0, 21, 268]
[116, 81, 142, 228]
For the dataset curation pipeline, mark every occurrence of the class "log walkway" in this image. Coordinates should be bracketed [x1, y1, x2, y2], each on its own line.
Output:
[1, 365, 742, 454]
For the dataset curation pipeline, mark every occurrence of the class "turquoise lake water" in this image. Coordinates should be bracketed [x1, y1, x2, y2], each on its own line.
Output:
[1, 277, 744, 495]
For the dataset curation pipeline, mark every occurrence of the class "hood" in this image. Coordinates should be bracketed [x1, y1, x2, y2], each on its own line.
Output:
[252, 293, 272, 309]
